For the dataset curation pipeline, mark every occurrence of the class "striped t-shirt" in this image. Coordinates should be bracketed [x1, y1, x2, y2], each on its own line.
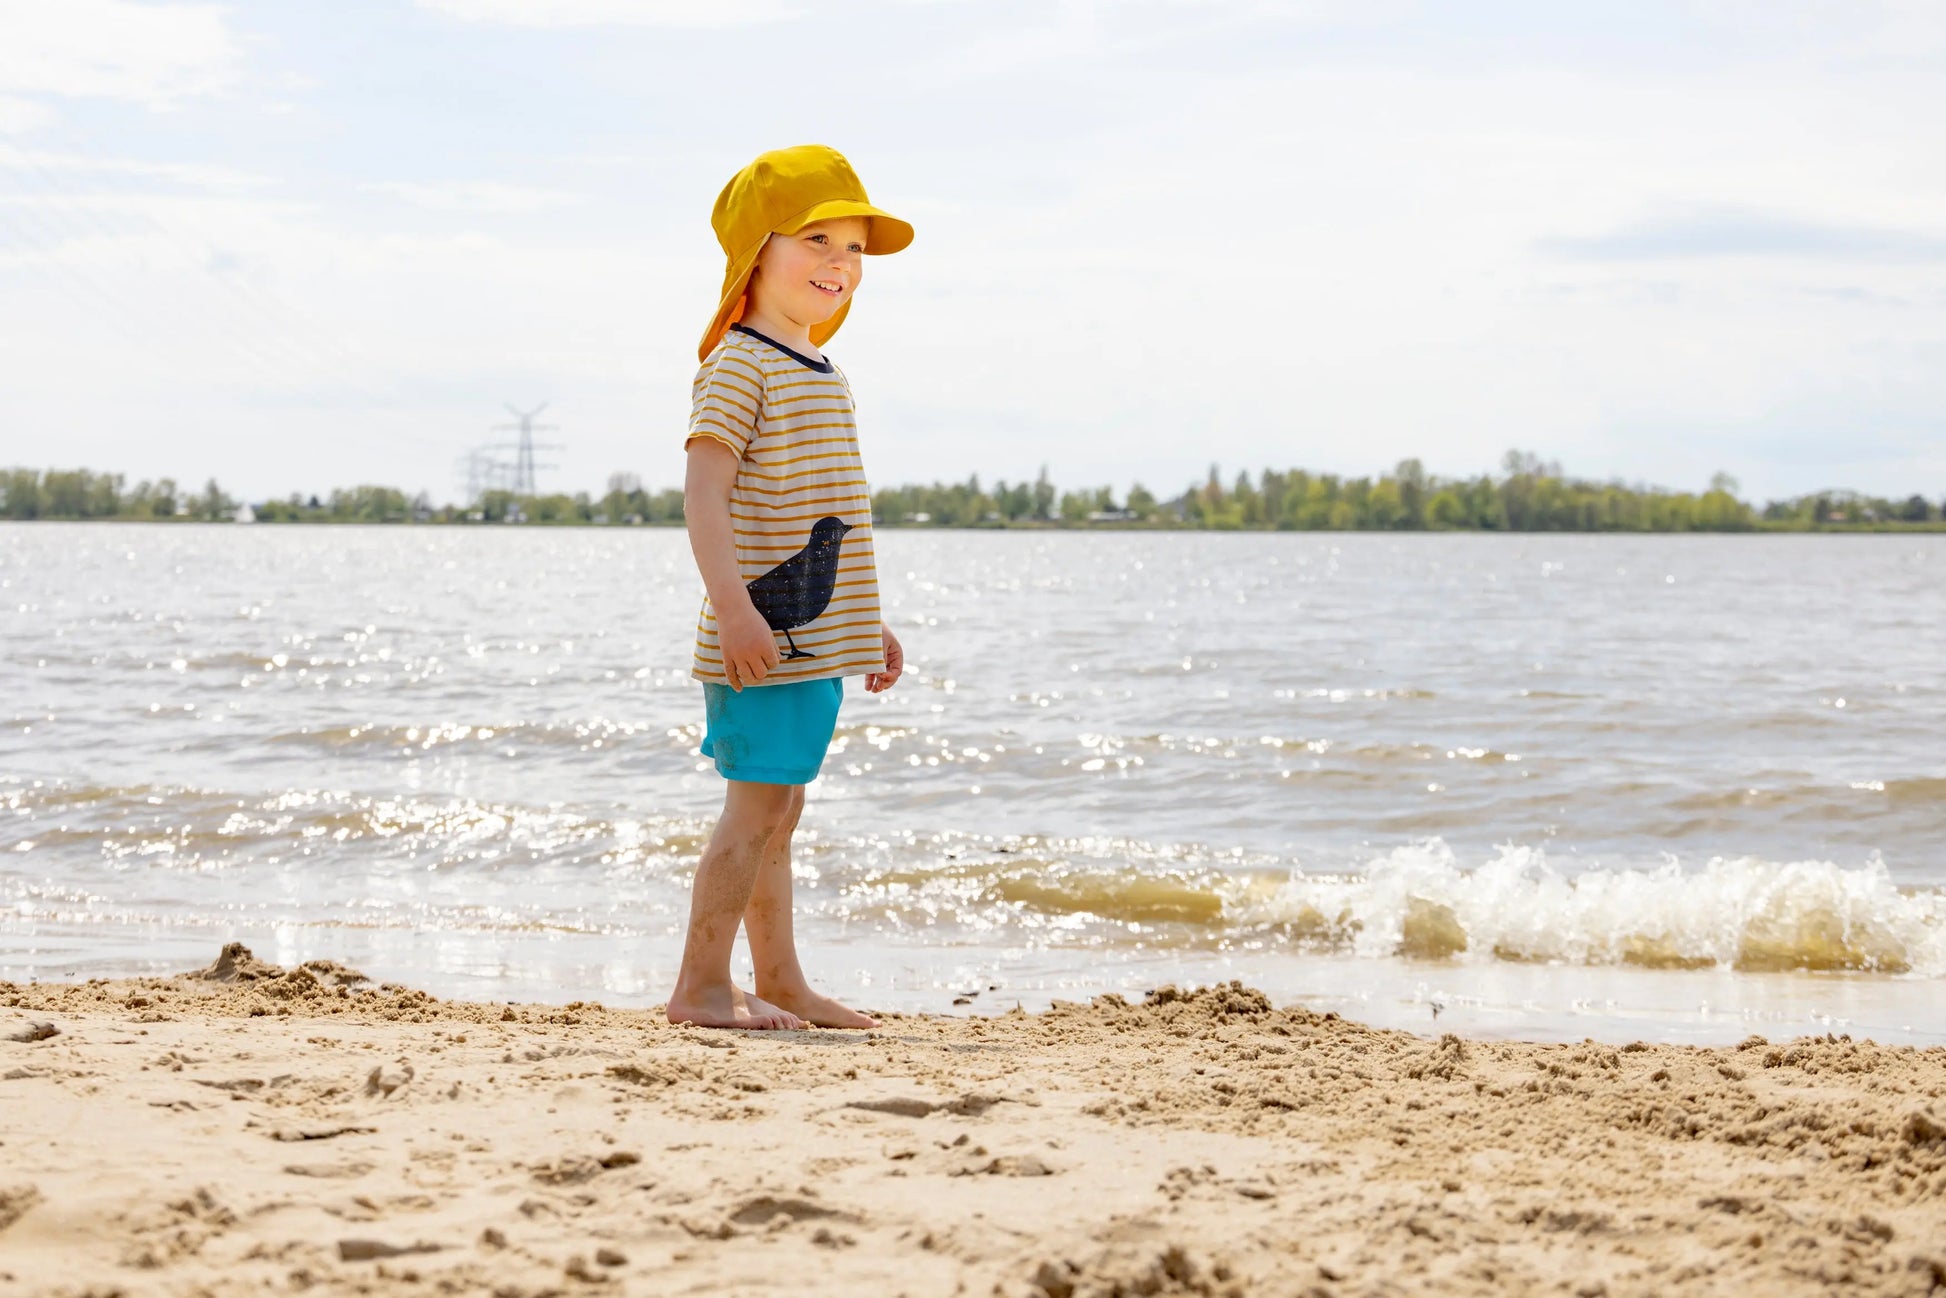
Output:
[684, 323, 884, 685]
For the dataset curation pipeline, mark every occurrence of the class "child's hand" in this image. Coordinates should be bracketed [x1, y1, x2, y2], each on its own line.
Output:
[866, 623, 903, 693]
[718, 599, 781, 691]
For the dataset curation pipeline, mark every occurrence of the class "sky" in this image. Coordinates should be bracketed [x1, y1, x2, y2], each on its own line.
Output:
[1, 0, 1943, 506]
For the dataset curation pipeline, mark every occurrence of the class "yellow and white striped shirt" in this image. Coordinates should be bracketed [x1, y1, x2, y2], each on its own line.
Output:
[684, 323, 884, 685]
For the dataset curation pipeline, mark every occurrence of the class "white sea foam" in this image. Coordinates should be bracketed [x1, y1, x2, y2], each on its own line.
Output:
[1243, 841, 1946, 975]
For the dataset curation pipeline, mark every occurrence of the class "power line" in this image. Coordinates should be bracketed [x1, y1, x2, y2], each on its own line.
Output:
[455, 403, 565, 515]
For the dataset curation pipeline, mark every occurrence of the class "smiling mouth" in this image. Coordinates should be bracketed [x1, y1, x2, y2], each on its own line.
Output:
[810, 280, 844, 296]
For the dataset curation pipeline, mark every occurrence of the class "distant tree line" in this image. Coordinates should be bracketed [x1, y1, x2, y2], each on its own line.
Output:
[0, 469, 683, 527]
[4, 456, 1943, 532]
[867, 453, 1943, 532]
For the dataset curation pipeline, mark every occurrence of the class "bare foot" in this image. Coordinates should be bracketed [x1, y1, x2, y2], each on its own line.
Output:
[665, 982, 804, 1030]
[756, 983, 879, 1030]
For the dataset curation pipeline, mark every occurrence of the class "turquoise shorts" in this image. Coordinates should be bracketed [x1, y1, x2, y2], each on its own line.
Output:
[700, 675, 844, 785]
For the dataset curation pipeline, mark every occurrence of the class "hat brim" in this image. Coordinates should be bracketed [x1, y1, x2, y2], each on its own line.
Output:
[776, 199, 914, 255]
[698, 203, 913, 363]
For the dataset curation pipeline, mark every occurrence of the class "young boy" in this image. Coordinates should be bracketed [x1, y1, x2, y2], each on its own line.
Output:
[665, 145, 911, 1032]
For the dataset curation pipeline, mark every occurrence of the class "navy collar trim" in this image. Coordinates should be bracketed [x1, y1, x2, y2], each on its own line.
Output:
[730, 323, 833, 373]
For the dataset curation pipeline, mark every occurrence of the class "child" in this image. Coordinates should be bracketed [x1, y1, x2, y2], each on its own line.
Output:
[665, 144, 911, 1031]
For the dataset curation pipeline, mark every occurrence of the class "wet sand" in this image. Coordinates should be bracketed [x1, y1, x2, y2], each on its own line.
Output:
[3, 945, 1943, 1297]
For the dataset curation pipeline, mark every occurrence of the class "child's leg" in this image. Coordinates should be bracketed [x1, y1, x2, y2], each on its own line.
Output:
[665, 779, 804, 1030]
[744, 785, 879, 1029]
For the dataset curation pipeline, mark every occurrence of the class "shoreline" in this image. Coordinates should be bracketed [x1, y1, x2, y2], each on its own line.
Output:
[7, 517, 1946, 533]
[4, 946, 1944, 1296]
[13, 936, 1946, 1052]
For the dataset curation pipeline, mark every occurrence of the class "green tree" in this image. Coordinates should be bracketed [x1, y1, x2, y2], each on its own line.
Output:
[1426, 489, 1467, 529]
[1366, 479, 1407, 529]
[148, 479, 181, 518]
[1, 469, 42, 519]
[1234, 471, 1264, 527]
[604, 471, 640, 524]
[1293, 476, 1336, 529]
[1032, 465, 1056, 521]
[1259, 468, 1286, 525]
[87, 471, 125, 518]
[1200, 464, 1226, 521]
[196, 478, 234, 521]
[1395, 458, 1428, 527]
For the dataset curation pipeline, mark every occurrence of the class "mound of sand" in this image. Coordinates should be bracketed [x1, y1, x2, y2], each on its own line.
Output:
[2, 950, 1943, 1296]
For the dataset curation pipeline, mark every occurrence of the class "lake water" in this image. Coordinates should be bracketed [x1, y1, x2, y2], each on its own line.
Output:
[2, 524, 1941, 1044]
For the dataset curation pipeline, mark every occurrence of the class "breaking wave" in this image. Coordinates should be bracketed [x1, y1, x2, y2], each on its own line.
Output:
[852, 840, 1946, 977]
[1240, 844, 1945, 975]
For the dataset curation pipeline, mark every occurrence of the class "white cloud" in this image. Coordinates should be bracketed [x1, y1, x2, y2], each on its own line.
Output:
[0, 0, 242, 107]
[1539, 205, 1946, 264]
[0, 144, 271, 192]
[0, 95, 54, 135]
[416, 0, 797, 27]
[361, 181, 587, 214]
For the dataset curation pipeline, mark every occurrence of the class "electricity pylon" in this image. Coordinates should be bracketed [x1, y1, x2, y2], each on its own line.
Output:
[492, 403, 562, 497]
[454, 447, 504, 505]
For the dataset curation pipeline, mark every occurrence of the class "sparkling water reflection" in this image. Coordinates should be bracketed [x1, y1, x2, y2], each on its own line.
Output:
[2, 524, 1942, 1043]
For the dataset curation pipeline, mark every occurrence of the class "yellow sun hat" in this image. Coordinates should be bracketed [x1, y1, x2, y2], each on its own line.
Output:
[698, 144, 914, 364]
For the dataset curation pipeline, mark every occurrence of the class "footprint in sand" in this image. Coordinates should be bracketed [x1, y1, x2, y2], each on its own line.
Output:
[337, 1238, 444, 1262]
[283, 1161, 374, 1179]
[606, 1060, 701, 1090]
[529, 1151, 641, 1185]
[952, 1153, 1057, 1178]
[264, 1123, 377, 1142]
[843, 1092, 1022, 1119]
[724, 1194, 864, 1237]
[729, 1195, 851, 1225]
[365, 1062, 414, 1098]
[0, 1185, 41, 1233]
[194, 1077, 266, 1093]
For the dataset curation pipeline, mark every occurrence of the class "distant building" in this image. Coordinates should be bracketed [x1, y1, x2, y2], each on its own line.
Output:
[233, 502, 257, 524]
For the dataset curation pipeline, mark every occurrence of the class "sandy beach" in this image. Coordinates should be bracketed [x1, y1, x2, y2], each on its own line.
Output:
[2, 946, 1942, 1297]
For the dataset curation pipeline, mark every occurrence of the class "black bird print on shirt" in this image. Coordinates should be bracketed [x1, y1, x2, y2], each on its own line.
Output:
[744, 515, 855, 659]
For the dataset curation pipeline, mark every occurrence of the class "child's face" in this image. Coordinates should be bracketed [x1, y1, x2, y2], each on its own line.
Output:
[750, 216, 870, 327]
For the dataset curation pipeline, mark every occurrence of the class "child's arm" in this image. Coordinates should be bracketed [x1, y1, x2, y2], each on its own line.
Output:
[684, 440, 780, 691]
